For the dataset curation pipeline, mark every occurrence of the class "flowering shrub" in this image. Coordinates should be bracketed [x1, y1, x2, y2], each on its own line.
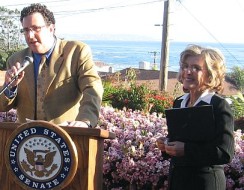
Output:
[147, 92, 174, 117]
[225, 130, 244, 190]
[110, 83, 150, 111]
[103, 82, 174, 115]
[1, 108, 244, 189]
[102, 68, 174, 114]
[98, 106, 170, 189]
[98, 106, 244, 190]
[0, 109, 17, 122]
[228, 93, 244, 120]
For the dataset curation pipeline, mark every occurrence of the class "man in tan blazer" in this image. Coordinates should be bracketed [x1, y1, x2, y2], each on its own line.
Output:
[0, 3, 103, 128]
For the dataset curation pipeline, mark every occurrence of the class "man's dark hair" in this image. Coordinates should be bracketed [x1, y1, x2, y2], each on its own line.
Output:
[20, 3, 55, 25]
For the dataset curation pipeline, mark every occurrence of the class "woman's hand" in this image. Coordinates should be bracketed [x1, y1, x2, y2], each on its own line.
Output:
[165, 141, 185, 157]
[156, 137, 167, 152]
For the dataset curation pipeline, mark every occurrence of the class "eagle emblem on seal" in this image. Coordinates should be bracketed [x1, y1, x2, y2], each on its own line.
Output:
[21, 148, 58, 177]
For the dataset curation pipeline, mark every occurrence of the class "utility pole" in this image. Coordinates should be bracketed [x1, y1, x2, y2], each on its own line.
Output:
[159, 0, 171, 91]
[148, 51, 159, 69]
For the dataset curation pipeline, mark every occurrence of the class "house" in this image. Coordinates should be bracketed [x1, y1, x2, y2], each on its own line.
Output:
[94, 61, 114, 73]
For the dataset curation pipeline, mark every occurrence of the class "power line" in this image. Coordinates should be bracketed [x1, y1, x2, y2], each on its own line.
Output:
[53, 0, 164, 16]
[235, 0, 244, 13]
[2, 0, 165, 19]
[2, 0, 70, 7]
[178, 0, 241, 67]
[1, 0, 164, 20]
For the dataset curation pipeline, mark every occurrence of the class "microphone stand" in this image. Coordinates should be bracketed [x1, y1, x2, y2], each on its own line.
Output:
[0, 75, 18, 95]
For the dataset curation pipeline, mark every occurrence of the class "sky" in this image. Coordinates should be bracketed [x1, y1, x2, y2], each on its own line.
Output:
[1, 0, 244, 43]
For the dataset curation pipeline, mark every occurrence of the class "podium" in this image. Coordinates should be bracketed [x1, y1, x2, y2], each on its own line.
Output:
[0, 121, 115, 190]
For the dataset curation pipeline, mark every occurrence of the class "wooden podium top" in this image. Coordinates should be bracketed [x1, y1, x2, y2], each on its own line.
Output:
[0, 121, 116, 139]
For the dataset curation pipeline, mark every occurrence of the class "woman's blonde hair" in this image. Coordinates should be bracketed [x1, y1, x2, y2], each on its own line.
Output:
[177, 44, 226, 93]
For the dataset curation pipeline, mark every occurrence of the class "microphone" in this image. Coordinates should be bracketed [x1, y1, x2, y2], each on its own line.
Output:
[0, 56, 33, 95]
[11, 56, 34, 79]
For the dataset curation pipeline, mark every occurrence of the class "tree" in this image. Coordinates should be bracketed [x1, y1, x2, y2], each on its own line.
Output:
[0, 6, 24, 70]
[228, 66, 244, 94]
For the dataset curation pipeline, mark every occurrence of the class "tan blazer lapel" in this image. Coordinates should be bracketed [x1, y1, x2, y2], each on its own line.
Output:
[45, 38, 65, 92]
[22, 50, 36, 106]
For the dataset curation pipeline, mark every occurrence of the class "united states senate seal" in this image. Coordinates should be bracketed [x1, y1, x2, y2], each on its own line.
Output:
[5, 121, 78, 190]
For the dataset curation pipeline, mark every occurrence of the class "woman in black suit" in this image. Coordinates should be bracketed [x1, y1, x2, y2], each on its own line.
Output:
[156, 44, 234, 190]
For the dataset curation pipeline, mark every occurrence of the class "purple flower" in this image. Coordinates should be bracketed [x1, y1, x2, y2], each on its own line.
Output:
[99, 106, 244, 189]
[2, 107, 244, 189]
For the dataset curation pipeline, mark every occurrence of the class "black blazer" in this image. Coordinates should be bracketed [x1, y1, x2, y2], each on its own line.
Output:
[171, 94, 234, 167]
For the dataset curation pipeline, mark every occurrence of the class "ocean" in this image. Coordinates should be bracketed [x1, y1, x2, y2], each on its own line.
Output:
[83, 40, 244, 72]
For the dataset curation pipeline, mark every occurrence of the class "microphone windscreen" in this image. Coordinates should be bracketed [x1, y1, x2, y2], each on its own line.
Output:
[24, 56, 34, 63]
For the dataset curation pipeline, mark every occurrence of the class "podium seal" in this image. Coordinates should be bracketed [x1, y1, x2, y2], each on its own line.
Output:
[5, 121, 78, 190]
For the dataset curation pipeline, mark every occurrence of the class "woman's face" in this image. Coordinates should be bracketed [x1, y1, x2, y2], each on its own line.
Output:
[181, 55, 209, 92]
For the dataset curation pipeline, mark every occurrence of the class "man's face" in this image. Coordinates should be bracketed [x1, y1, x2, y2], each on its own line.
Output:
[21, 12, 55, 54]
